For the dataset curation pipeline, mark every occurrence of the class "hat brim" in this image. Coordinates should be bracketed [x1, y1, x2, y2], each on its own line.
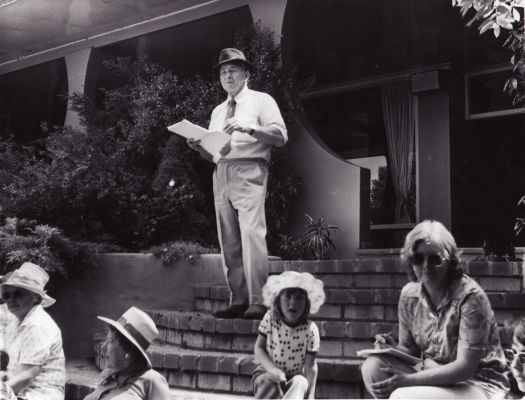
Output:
[214, 59, 253, 74]
[262, 272, 326, 314]
[1, 283, 55, 308]
[97, 316, 152, 368]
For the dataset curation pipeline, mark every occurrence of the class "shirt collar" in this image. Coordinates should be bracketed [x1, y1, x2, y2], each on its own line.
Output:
[228, 83, 249, 103]
[101, 367, 147, 387]
[18, 304, 41, 328]
[417, 275, 467, 312]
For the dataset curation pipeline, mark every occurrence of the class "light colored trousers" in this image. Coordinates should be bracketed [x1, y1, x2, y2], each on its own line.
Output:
[213, 159, 269, 306]
[252, 371, 309, 399]
[361, 354, 500, 399]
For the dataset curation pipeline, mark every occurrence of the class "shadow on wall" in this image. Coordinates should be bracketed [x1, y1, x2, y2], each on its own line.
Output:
[48, 253, 226, 359]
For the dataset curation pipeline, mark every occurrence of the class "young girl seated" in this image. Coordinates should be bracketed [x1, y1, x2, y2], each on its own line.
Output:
[252, 271, 325, 399]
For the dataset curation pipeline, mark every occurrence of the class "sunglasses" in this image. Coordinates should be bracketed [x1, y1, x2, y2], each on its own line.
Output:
[1, 289, 24, 301]
[506, 348, 525, 364]
[411, 252, 444, 267]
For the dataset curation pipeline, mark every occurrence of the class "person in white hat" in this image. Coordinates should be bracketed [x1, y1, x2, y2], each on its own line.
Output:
[83, 306, 170, 400]
[252, 271, 325, 399]
[187, 47, 288, 319]
[1, 261, 65, 400]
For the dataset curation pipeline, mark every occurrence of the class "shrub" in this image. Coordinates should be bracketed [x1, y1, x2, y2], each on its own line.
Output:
[271, 213, 340, 260]
[0, 217, 109, 277]
[146, 240, 218, 265]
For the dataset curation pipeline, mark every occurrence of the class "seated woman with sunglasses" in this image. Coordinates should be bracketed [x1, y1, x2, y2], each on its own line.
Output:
[0, 262, 65, 400]
[361, 220, 509, 399]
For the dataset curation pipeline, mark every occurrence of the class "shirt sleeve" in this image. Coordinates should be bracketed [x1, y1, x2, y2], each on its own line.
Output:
[258, 93, 288, 144]
[458, 290, 493, 351]
[146, 371, 171, 400]
[307, 322, 320, 353]
[18, 323, 53, 366]
[397, 285, 418, 351]
[258, 311, 272, 336]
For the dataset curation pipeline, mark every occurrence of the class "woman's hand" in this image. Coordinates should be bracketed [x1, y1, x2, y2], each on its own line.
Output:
[369, 366, 409, 398]
[374, 332, 396, 349]
[422, 358, 442, 370]
[266, 367, 286, 383]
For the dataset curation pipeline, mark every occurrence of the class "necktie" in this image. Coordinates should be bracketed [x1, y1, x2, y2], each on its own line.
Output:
[225, 99, 236, 121]
[220, 99, 235, 156]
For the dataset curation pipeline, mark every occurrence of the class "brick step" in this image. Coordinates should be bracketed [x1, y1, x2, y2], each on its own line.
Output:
[268, 259, 523, 291]
[92, 344, 367, 398]
[147, 310, 394, 358]
[65, 358, 252, 400]
[193, 285, 525, 324]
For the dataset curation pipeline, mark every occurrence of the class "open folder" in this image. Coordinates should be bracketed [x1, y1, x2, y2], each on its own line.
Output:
[356, 348, 420, 365]
[168, 119, 230, 156]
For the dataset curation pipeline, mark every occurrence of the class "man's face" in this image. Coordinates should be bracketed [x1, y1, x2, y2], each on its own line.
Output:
[219, 63, 249, 97]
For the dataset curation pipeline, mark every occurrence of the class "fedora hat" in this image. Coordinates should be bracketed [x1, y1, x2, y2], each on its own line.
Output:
[98, 307, 158, 368]
[214, 48, 253, 73]
[1, 262, 55, 307]
[262, 271, 326, 314]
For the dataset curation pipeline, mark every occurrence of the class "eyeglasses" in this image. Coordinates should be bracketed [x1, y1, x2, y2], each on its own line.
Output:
[411, 252, 444, 267]
[506, 348, 525, 363]
[1, 289, 24, 301]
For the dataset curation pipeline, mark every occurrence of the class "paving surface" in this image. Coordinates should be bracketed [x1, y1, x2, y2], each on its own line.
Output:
[66, 359, 252, 400]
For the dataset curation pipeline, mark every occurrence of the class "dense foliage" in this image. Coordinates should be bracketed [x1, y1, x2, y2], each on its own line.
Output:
[0, 217, 109, 277]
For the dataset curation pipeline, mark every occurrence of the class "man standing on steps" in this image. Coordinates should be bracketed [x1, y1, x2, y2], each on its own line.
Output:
[187, 48, 288, 319]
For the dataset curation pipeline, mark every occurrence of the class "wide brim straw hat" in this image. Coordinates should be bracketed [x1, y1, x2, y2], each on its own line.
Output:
[262, 271, 326, 314]
[214, 47, 253, 73]
[98, 306, 159, 368]
[1, 262, 55, 307]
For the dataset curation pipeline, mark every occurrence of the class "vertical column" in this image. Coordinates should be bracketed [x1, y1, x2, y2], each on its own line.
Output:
[411, 70, 452, 228]
[64, 48, 93, 131]
[248, 0, 287, 39]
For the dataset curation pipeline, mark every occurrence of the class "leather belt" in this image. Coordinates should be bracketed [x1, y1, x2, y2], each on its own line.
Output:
[217, 158, 268, 164]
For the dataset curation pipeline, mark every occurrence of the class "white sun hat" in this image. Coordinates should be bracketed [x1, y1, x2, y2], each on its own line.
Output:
[98, 306, 159, 368]
[1, 262, 55, 307]
[262, 271, 326, 314]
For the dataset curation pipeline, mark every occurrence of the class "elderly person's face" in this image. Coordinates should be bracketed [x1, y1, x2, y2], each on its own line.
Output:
[104, 329, 130, 371]
[411, 241, 448, 288]
[219, 62, 249, 97]
[1, 285, 39, 320]
[511, 335, 525, 392]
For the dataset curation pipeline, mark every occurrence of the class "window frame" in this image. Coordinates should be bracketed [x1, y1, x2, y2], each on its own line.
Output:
[465, 64, 525, 120]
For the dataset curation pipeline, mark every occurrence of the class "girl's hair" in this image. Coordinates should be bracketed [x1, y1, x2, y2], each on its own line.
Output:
[272, 288, 311, 325]
[400, 220, 463, 282]
[108, 326, 148, 369]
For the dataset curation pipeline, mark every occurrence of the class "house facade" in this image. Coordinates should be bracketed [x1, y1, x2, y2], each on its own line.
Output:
[1, 0, 524, 257]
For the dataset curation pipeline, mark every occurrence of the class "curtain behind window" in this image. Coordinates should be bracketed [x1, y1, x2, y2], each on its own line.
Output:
[380, 81, 416, 223]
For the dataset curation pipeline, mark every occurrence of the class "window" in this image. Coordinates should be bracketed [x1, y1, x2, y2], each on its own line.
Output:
[466, 65, 525, 119]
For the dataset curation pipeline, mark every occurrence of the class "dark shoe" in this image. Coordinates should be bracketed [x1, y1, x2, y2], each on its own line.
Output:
[212, 304, 248, 319]
[243, 304, 267, 319]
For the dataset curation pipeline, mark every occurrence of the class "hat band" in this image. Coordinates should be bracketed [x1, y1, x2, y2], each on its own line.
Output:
[118, 316, 150, 350]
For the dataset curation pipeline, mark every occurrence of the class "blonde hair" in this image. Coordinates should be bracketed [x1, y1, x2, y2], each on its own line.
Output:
[401, 220, 462, 282]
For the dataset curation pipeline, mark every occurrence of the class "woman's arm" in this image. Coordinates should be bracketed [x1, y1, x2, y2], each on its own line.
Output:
[304, 353, 318, 399]
[406, 347, 483, 386]
[254, 334, 286, 382]
[371, 346, 484, 396]
[7, 364, 41, 394]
